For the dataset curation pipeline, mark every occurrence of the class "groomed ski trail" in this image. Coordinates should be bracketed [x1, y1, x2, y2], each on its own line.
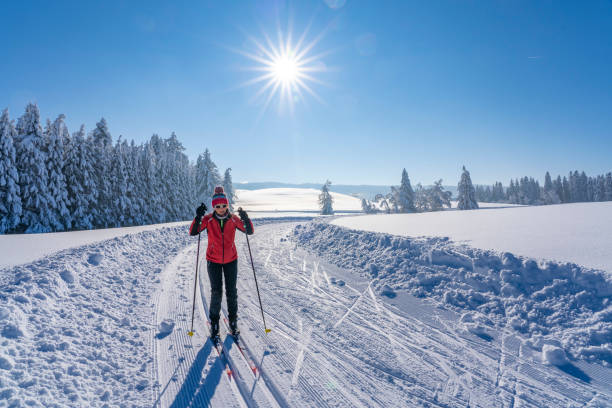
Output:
[153, 221, 612, 407]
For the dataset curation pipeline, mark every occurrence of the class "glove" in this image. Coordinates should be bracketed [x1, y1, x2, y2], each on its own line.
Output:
[237, 208, 249, 222]
[196, 203, 207, 217]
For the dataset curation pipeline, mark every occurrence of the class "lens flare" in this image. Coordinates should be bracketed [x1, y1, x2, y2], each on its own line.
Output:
[232, 20, 332, 116]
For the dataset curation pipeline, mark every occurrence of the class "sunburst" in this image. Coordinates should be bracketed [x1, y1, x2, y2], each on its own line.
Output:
[234, 21, 330, 115]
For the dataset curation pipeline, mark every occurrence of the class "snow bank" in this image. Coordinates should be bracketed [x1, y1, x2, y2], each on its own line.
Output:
[332, 201, 612, 272]
[0, 220, 190, 269]
[0, 225, 191, 407]
[293, 221, 612, 366]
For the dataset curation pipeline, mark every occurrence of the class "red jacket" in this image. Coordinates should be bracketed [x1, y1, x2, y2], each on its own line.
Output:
[189, 212, 254, 264]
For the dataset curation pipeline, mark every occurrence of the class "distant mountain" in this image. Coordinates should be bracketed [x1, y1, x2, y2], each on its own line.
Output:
[235, 182, 458, 200]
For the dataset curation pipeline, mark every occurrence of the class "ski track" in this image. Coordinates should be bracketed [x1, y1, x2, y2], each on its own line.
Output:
[230, 222, 612, 408]
[147, 221, 612, 407]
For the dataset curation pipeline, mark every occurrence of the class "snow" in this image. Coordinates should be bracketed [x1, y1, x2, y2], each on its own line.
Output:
[543, 344, 570, 366]
[0, 221, 189, 268]
[0, 225, 191, 407]
[1, 200, 612, 406]
[294, 220, 612, 367]
[332, 201, 612, 272]
[234, 187, 362, 212]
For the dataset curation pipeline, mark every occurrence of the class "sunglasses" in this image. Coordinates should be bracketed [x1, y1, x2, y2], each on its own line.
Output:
[215, 204, 227, 209]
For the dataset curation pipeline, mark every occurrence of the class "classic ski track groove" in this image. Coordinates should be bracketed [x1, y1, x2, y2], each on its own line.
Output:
[198, 255, 286, 408]
[153, 243, 244, 408]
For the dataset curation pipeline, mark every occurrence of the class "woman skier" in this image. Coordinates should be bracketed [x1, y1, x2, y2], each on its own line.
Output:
[189, 186, 254, 341]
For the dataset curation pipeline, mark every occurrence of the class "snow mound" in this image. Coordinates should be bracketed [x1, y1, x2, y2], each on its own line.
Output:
[0, 225, 191, 407]
[293, 221, 612, 366]
[157, 318, 175, 339]
[543, 344, 569, 366]
[87, 252, 103, 265]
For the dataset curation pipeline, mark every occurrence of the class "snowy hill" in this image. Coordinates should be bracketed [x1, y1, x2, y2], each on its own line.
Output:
[235, 188, 362, 214]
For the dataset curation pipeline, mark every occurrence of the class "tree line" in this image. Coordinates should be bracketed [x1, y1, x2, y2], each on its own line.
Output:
[360, 166, 479, 214]
[475, 171, 612, 205]
[0, 103, 235, 234]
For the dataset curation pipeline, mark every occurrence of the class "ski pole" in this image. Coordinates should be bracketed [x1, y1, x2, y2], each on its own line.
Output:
[244, 224, 271, 334]
[187, 232, 201, 337]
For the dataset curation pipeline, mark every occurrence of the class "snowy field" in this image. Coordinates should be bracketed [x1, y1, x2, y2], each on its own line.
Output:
[1, 191, 611, 407]
[333, 201, 612, 272]
[235, 188, 362, 212]
[0, 221, 189, 269]
[1, 220, 610, 407]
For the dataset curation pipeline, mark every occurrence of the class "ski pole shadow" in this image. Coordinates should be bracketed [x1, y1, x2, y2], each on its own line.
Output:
[169, 341, 217, 408]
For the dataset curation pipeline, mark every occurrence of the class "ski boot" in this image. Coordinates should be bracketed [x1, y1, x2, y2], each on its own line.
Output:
[210, 319, 221, 345]
[229, 318, 240, 341]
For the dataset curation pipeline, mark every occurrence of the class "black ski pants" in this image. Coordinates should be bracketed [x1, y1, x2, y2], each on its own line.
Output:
[207, 259, 238, 323]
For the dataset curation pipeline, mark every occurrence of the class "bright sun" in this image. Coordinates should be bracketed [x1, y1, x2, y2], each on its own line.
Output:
[272, 55, 299, 84]
[232, 22, 330, 115]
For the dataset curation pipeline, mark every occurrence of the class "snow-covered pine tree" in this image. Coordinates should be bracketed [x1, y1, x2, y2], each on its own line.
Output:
[594, 175, 606, 202]
[0, 109, 22, 233]
[413, 183, 428, 212]
[428, 179, 452, 211]
[361, 198, 377, 214]
[127, 140, 144, 226]
[139, 141, 158, 224]
[605, 173, 612, 201]
[15, 103, 53, 232]
[195, 148, 221, 207]
[319, 180, 334, 215]
[65, 125, 96, 230]
[91, 118, 114, 227]
[397, 168, 416, 213]
[223, 168, 236, 211]
[374, 193, 391, 213]
[457, 166, 479, 210]
[110, 137, 130, 227]
[45, 115, 71, 230]
[554, 175, 565, 203]
[542, 171, 560, 204]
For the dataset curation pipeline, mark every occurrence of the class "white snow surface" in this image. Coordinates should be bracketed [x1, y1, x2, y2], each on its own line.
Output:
[294, 220, 612, 367]
[235, 188, 362, 212]
[1, 217, 611, 407]
[332, 201, 612, 272]
[0, 221, 189, 269]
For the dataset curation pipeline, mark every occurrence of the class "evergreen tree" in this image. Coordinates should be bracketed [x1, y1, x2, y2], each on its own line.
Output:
[562, 176, 570, 203]
[92, 118, 114, 227]
[65, 125, 96, 230]
[319, 180, 334, 215]
[554, 175, 564, 203]
[15, 103, 53, 232]
[223, 168, 236, 211]
[0, 109, 22, 233]
[361, 198, 377, 214]
[429, 179, 452, 211]
[110, 137, 130, 226]
[396, 168, 416, 213]
[606, 173, 612, 201]
[195, 148, 221, 207]
[457, 166, 479, 210]
[127, 140, 144, 226]
[45, 115, 71, 230]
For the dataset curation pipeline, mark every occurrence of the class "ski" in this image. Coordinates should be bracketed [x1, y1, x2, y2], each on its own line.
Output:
[223, 317, 258, 376]
[207, 322, 233, 380]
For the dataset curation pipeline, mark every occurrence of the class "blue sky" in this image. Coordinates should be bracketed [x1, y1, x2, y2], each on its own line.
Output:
[2, 0, 611, 185]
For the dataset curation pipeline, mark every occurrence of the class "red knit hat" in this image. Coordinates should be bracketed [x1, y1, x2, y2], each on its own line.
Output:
[212, 186, 229, 207]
